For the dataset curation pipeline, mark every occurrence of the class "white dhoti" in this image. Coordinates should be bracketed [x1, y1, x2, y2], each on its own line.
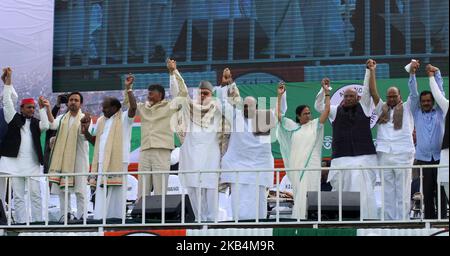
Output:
[328, 155, 378, 219]
[94, 163, 128, 220]
[0, 153, 43, 223]
[178, 118, 222, 222]
[219, 104, 275, 221]
[186, 187, 218, 222]
[377, 152, 413, 220]
[230, 183, 267, 220]
[12, 177, 42, 223]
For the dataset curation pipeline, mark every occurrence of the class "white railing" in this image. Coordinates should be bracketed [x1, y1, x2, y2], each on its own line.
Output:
[0, 164, 448, 230]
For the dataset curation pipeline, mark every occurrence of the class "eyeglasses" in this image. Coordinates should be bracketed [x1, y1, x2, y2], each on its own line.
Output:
[200, 91, 211, 96]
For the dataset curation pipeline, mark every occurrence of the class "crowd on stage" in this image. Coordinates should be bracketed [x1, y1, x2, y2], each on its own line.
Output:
[0, 58, 448, 223]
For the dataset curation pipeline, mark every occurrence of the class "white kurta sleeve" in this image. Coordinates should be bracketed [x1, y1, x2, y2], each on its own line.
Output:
[314, 88, 325, 113]
[278, 92, 299, 131]
[329, 105, 338, 122]
[429, 75, 449, 116]
[10, 86, 18, 105]
[280, 92, 287, 115]
[282, 116, 299, 130]
[170, 70, 191, 112]
[359, 69, 373, 117]
[2, 84, 17, 123]
[274, 92, 288, 119]
[49, 114, 63, 130]
[218, 82, 239, 102]
[220, 95, 240, 124]
[170, 73, 179, 97]
[170, 70, 189, 98]
[39, 108, 50, 131]
[315, 87, 337, 122]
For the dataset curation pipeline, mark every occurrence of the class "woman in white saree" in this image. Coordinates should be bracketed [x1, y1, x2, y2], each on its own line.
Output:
[276, 79, 331, 220]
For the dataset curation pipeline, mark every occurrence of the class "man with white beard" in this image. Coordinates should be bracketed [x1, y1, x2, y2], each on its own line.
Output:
[169, 60, 223, 222]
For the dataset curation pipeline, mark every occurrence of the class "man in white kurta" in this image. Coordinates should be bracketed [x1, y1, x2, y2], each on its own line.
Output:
[93, 110, 133, 220]
[48, 93, 90, 220]
[315, 66, 378, 220]
[370, 63, 415, 220]
[0, 69, 50, 223]
[220, 95, 275, 221]
[169, 64, 222, 222]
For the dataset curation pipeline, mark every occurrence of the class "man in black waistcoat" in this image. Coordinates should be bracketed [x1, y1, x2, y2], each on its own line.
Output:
[0, 67, 51, 223]
[315, 59, 379, 219]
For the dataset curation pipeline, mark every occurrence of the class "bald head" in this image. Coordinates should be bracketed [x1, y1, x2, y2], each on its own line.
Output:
[343, 88, 358, 108]
[387, 86, 400, 95]
[386, 86, 401, 107]
[344, 88, 357, 96]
